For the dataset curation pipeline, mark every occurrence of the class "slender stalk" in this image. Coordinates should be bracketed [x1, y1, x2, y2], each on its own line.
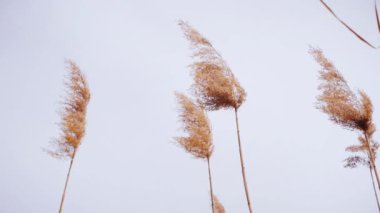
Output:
[234, 108, 253, 213]
[364, 133, 380, 191]
[369, 166, 380, 212]
[59, 150, 77, 213]
[207, 157, 215, 213]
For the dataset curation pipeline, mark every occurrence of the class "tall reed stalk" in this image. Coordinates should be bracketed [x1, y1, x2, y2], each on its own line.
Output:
[207, 157, 215, 213]
[174, 92, 215, 212]
[370, 166, 380, 211]
[46, 61, 90, 213]
[234, 108, 252, 212]
[179, 21, 252, 213]
[311, 48, 380, 210]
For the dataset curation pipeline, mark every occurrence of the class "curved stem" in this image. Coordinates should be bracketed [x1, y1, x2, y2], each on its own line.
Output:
[369, 166, 380, 212]
[207, 157, 215, 213]
[59, 150, 77, 213]
[234, 108, 253, 213]
[320, 0, 378, 48]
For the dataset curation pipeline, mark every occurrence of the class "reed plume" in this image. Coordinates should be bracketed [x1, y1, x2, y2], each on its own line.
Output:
[178, 20, 246, 110]
[46, 61, 90, 213]
[179, 20, 253, 213]
[320, 0, 380, 49]
[213, 195, 226, 213]
[311, 47, 380, 210]
[174, 92, 215, 212]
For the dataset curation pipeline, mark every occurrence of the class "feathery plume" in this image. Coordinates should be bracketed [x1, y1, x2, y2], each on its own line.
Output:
[47, 60, 90, 213]
[178, 20, 246, 110]
[47, 61, 91, 159]
[175, 92, 216, 212]
[311, 48, 380, 211]
[310, 48, 373, 132]
[175, 92, 213, 158]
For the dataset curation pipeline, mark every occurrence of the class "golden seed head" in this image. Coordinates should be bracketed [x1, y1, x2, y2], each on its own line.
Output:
[311, 47, 373, 132]
[174, 92, 213, 159]
[179, 20, 246, 110]
[47, 60, 91, 159]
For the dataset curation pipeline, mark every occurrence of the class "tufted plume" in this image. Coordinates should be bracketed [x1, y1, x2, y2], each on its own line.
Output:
[311, 47, 373, 132]
[312, 48, 380, 211]
[179, 20, 246, 110]
[175, 92, 213, 159]
[47, 61, 90, 159]
[47, 61, 90, 213]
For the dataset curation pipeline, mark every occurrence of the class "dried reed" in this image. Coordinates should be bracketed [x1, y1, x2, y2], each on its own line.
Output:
[179, 20, 253, 213]
[46, 61, 90, 213]
[174, 92, 215, 212]
[311, 47, 380, 210]
[178, 21, 246, 110]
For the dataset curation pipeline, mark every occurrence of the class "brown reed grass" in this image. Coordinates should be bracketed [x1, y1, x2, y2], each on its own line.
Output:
[46, 60, 90, 213]
[178, 20, 246, 110]
[311, 48, 373, 132]
[174, 92, 215, 212]
[311, 47, 380, 211]
[179, 20, 253, 213]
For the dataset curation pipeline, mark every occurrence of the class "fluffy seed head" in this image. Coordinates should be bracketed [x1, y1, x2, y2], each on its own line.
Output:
[311, 47, 374, 132]
[179, 20, 246, 110]
[47, 60, 91, 159]
[174, 92, 213, 159]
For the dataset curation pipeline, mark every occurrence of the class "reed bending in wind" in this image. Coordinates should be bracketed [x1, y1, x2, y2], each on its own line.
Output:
[179, 21, 252, 213]
[46, 61, 90, 213]
[311, 47, 380, 211]
[174, 92, 216, 212]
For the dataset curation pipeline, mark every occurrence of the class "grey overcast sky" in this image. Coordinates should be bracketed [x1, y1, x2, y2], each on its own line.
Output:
[1, 0, 380, 212]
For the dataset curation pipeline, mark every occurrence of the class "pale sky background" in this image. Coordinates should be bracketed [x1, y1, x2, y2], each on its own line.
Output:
[1, 0, 380, 212]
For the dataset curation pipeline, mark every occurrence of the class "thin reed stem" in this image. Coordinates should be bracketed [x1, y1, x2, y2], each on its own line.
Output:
[365, 133, 380, 191]
[207, 157, 215, 213]
[369, 166, 380, 212]
[59, 150, 77, 213]
[320, 0, 379, 49]
[234, 108, 253, 213]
